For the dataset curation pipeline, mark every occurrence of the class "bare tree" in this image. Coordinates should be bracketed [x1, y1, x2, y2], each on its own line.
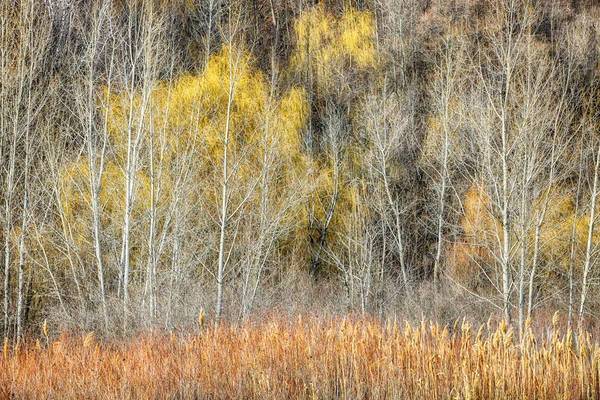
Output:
[361, 90, 413, 293]
[70, 0, 116, 331]
[579, 114, 600, 331]
[238, 91, 308, 319]
[0, 0, 51, 340]
[523, 61, 571, 330]
[212, 6, 265, 324]
[308, 105, 345, 279]
[461, 0, 543, 323]
[422, 33, 466, 290]
[114, 2, 164, 332]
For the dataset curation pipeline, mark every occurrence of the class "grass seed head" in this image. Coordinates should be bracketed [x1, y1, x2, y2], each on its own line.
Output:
[199, 308, 205, 328]
[2, 316, 598, 399]
[553, 311, 559, 328]
[84, 331, 95, 348]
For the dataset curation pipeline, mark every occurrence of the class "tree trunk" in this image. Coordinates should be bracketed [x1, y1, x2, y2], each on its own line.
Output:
[579, 137, 600, 331]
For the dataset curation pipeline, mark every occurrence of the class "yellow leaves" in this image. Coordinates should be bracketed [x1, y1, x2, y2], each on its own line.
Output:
[58, 44, 310, 267]
[103, 46, 269, 160]
[98, 43, 309, 181]
[274, 87, 309, 155]
[541, 187, 600, 272]
[58, 157, 150, 249]
[164, 74, 203, 132]
[61, 160, 114, 215]
[422, 115, 445, 162]
[451, 182, 600, 286]
[422, 106, 464, 168]
[292, 5, 379, 87]
[448, 183, 500, 281]
[306, 148, 367, 251]
[461, 183, 500, 241]
[539, 190, 576, 264]
[294, 5, 334, 66]
[58, 160, 94, 229]
[339, 8, 377, 69]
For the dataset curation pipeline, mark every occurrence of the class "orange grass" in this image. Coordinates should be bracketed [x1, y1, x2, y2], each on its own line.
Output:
[1, 316, 600, 399]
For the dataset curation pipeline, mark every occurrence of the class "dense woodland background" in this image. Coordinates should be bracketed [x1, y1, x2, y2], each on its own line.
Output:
[3, 0, 600, 339]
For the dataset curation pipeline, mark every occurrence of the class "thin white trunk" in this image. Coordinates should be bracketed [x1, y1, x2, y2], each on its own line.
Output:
[16, 7, 34, 338]
[579, 137, 600, 330]
[16, 166, 28, 340]
[518, 165, 529, 335]
[500, 44, 513, 323]
[120, 109, 135, 330]
[120, 11, 153, 331]
[166, 218, 181, 329]
[434, 105, 450, 289]
[382, 167, 408, 291]
[433, 41, 455, 289]
[310, 165, 339, 278]
[501, 115, 511, 323]
[144, 121, 157, 324]
[527, 163, 554, 323]
[3, 152, 15, 340]
[3, 50, 20, 342]
[568, 156, 583, 333]
[88, 30, 111, 331]
[215, 48, 236, 324]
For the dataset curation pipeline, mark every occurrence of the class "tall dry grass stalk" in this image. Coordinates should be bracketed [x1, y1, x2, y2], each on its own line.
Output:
[1, 316, 599, 399]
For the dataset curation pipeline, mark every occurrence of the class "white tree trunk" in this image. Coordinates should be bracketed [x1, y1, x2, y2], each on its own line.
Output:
[579, 137, 600, 330]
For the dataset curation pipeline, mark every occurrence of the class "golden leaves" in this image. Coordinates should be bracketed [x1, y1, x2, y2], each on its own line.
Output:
[57, 44, 310, 274]
[292, 6, 379, 87]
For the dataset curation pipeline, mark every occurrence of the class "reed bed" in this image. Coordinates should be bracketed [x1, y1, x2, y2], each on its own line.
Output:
[1, 315, 599, 399]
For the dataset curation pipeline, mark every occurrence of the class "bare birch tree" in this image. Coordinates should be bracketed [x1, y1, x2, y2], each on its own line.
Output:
[361, 91, 413, 293]
[0, 0, 51, 340]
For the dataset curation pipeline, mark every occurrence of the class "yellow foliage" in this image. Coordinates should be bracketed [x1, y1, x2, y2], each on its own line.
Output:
[540, 187, 600, 272]
[58, 45, 311, 268]
[104, 46, 270, 161]
[422, 115, 444, 162]
[58, 158, 151, 246]
[448, 183, 500, 281]
[276, 87, 309, 154]
[305, 147, 366, 261]
[461, 184, 501, 242]
[101, 44, 310, 175]
[451, 183, 600, 285]
[292, 5, 378, 87]
[339, 8, 377, 69]
[422, 109, 463, 166]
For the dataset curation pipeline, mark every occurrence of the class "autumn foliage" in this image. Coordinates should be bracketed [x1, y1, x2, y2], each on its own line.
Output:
[5, 0, 600, 354]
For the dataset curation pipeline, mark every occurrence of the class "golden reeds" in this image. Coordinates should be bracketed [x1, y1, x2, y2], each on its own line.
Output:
[0, 316, 598, 399]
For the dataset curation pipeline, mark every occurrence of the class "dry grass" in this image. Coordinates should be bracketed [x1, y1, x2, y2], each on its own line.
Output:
[1, 315, 599, 399]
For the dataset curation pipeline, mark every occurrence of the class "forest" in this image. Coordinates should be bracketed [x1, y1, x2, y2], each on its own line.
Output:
[2, 0, 600, 342]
